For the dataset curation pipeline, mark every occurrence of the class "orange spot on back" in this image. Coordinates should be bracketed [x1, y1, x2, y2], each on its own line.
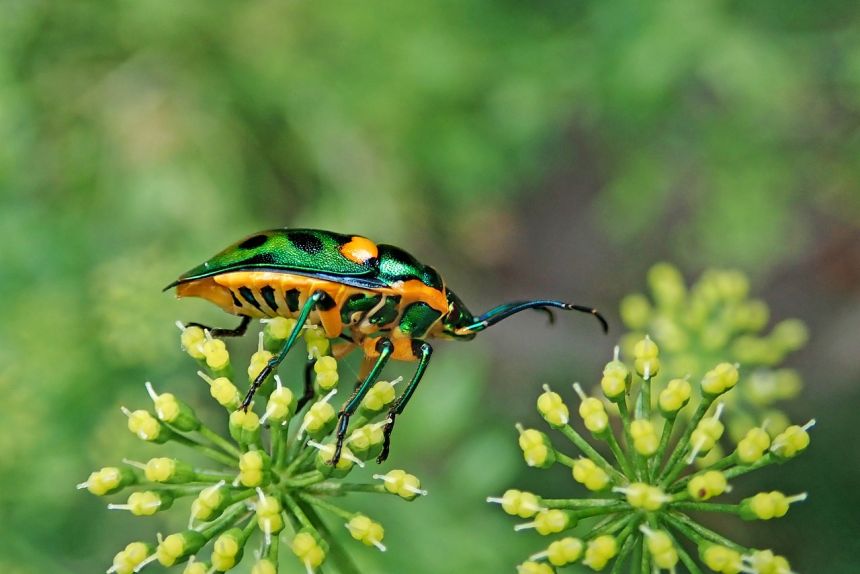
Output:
[340, 236, 378, 264]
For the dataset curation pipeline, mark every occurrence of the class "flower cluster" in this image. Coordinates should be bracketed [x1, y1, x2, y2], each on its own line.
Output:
[491, 336, 812, 573]
[80, 318, 426, 574]
[619, 263, 808, 444]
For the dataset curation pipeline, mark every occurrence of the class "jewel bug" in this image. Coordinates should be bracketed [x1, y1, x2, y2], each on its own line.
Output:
[166, 228, 607, 463]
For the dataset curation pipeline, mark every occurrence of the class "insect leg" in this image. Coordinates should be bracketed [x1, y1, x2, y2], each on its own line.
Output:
[331, 338, 394, 465]
[186, 315, 251, 338]
[378, 341, 433, 463]
[239, 291, 325, 411]
[296, 358, 316, 412]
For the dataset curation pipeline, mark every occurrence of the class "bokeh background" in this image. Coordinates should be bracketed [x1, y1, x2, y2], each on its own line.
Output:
[2, 1, 860, 572]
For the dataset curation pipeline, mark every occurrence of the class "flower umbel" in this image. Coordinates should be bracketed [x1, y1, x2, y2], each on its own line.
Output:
[620, 263, 808, 443]
[81, 318, 425, 574]
[491, 337, 812, 573]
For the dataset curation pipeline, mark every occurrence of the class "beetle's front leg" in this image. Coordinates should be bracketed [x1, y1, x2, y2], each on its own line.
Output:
[187, 315, 251, 338]
[331, 338, 394, 465]
[239, 292, 325, 411]
[378, 340, 433, 463]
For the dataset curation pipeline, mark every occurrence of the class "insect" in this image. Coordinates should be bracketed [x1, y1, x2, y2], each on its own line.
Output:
[166, 228, 607, 464]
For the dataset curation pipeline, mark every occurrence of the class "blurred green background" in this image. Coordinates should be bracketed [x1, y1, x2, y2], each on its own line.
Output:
[2, 0, 859, 572]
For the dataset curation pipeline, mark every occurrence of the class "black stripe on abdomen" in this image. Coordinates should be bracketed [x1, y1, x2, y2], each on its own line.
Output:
[260, 285, 278, 312]
[238, 286, 263, 311]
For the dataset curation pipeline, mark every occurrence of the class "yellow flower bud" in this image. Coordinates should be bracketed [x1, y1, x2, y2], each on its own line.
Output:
[80, 466, 137, 496]
[291, 531, 326, 569]
[659, 378, 692, 414]
[630, 419, 659, 457]
[741, 491, 805, 521]
[518, 427, 556, 468]
[578, 397, 609, 434]
[537, 387, 570, 427]
[572, 458, 610, 491]
[314, 355, 340, 390]
[251, 559, 278, 574]
[212, 528, 244, 571]
[770, 423, 812, 459]
[346, 515, 386, 550]
[491, 489, 542, 518]
[583, 535, 618, 571]
[239, 450, 271, 487]
[302, 394, 337, 437]
[123, 491, 172, 516]
[687, 471, 728, 501]
[229, 409, 262, 444]
[701, 544, 742, 574]
[144, 457, 194, 484]
[124, 408, 169, 443]
[202, 339, 230, 371]
[748, 550, 792, 574]
[601, 357, 630, 399]
[361, 379, 397, 412]
[737, 427, 771, 464]
[179, 325, 206, 359]
[516, 561, 554, 574]
[248, 350, 274, 382]
[263, 384, 295, 424]
[200, 372, 240, 409]
[700, 363, 739, 396]
[265, 317, 297, 340]
[547, 537, 583, 566]
[376, 469, 425, 500]
[622, 483, 666, 511]
[156, 531, 207, 566]
[304, 326, 330, 357]
[111, 542, 153, 574]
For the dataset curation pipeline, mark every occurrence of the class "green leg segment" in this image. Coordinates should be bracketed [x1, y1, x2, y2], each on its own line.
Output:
[331, 338, 395, 464]
[378, 341, 433, 463]
[239, 291, 324, 411]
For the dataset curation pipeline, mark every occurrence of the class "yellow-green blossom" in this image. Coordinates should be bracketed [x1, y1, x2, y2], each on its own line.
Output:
[86, 321, 425, 573]
[491, 336, 812, 573]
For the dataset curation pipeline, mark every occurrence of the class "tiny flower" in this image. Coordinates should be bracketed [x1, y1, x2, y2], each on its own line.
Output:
[620, 264, 808, 447]
[486, 489, 542, 518]
[87, 324, 424, 573]
[545, 537, 583, 566]
[360, 378, 401, 413]
[583, 535, 618, 571]
[493, 338, 813, 572]
[143, 457, 195, 484]
[346, 514, 386, 551]
[537, 385, 570, 427]
[633, 335, 660, 378]
[110, 542, 153, 574]
[156, 530, 207, 566]
[517, 425, 557, 468]
[517, 561, 554, 574]
[78, 466, 137, 496]
[313, 355, 339, 390]
[600, 350, 630, 400]
[687, 470, 729, 501]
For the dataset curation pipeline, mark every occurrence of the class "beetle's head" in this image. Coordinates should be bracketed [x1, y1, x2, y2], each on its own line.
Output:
[441, 290, 608, 340]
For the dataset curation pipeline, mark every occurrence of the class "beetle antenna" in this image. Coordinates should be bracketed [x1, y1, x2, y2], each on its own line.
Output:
[462, 300, 607, 334]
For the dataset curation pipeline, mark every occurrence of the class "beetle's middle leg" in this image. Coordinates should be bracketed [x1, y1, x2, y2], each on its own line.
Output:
[378, 340, 433, 463]
[239, 291, 325, 411]
[186, 315, 251, 338]
[331, 338, 394, 465]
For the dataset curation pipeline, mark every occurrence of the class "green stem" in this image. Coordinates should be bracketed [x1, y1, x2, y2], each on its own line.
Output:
[540, 498, 626, 509]
[171, 433, 238, 467]
[670, 502, 740, 514]
[722, 453, 777, 481]
[554, 450, 579, 468]
[284, 442, 318, 476]
[615, 396, 640, 479]
[640, 535, 649, 574]
[198, 426, 243, 459]
[658, 398, 713, 486]
[282, 493, 316, 532]
[587, 513, 636, 538]
[558, 425, 628, 484]
[603, 426, 638, 479]
[193, 469, 238, 482]
[298, 493, 354, 521]
[307, 482, 387, 496]
[650, 414, 676, 478]
[609, 522, 638, 574]
[664, 511, 747, 553]
[284, 470, 326, 488]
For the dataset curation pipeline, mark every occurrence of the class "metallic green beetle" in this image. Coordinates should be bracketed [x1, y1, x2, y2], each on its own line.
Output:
[167, 228, 607, 463]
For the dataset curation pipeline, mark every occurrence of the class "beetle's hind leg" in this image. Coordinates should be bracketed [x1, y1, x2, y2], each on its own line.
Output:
[331, 339, 395, 465]
[239, 292, 326, 411]
[186, 315, 251, 338]
[297, 358, 317, 412]
[378, 340, 433, 463]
